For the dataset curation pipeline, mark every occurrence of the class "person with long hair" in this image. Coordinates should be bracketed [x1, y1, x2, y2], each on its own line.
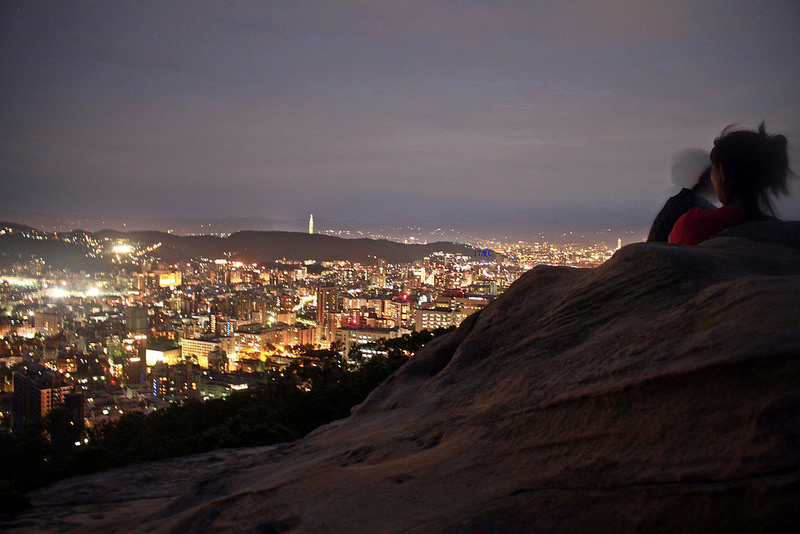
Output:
[669, 122, 793, 245]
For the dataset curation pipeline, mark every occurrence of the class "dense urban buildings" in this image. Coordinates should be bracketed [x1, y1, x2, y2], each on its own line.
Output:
[11, 363, 73, 433]
[0, 222, 619, 438]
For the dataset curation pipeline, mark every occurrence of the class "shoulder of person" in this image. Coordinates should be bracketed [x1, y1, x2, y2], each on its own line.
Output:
[669, 207, 708, 244]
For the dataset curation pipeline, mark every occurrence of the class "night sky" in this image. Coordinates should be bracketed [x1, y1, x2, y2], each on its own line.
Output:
[2, 1, 799, 235]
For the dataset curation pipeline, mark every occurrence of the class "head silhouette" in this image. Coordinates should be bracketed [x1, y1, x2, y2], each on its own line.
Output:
[671, 148, 709, 189]
[691, 166, 713, 195]
[709, 122, 793, 216]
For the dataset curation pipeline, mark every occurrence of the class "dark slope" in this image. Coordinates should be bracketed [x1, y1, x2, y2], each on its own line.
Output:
[5, 221, 800, 532]
[1, 222, 472, 268]
[90, 228, 472, 264]
[0, 233, 110, 271]
[223, 231, 472, 264]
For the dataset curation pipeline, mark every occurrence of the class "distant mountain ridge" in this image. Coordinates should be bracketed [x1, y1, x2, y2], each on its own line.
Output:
[1, 221, 474, 268]
[96, 228, 474, 264]
[0, 222, 107, 272]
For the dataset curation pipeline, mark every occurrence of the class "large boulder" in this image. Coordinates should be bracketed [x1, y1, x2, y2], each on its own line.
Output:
[4, 221, 800, 532]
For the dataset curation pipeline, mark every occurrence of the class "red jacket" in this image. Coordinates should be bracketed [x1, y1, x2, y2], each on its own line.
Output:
[669, 206, 751, 245]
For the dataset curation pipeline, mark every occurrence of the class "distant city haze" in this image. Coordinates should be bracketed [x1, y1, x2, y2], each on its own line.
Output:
[2, 1, 799, 239]
[0, 214, 637, 247]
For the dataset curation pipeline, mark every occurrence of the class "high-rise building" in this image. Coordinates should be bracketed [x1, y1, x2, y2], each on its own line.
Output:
[316, 285, 339, 342]
[236, 293, 268, 324]
[150, 362, 201, 401]
[124, 306, 148, 334]
[309, 214, 314, 235]
[123, 335, 148, 385]
[12, 363, 73, 433]
[414, 306, 467, 332]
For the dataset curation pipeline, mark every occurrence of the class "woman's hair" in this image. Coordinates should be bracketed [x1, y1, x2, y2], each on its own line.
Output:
[709, 122, 793, 216]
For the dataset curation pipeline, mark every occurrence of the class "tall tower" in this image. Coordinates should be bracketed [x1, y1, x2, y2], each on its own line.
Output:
[308, 214, 314, 235]
[316, 285, 338, 343]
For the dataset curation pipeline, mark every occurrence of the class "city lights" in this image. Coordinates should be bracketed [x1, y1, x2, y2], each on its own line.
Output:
[1, 220, 623, 449]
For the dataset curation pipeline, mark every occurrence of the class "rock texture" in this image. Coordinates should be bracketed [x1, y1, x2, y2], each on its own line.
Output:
[4, 221, 800, 533]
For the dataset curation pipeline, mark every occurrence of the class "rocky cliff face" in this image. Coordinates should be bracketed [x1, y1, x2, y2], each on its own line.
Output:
[5, 221, 800, 533]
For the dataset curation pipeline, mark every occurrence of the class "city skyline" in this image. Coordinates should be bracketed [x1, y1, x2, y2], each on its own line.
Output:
[2, 1, 800, 232]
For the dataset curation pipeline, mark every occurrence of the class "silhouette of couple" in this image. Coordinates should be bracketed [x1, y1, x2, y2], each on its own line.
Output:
[649, 122, 793, 245]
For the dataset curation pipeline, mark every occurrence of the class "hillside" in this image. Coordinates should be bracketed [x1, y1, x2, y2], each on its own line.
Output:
[1, 222, 475, 269]
[4, 220, 800, 532]
[0, 232, 110, 272]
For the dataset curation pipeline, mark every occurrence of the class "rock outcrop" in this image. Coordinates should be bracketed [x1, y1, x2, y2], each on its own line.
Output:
[4, 221, 800, 532]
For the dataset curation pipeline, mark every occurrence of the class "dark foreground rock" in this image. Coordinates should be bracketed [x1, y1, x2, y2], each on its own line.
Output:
[4, 221, 800, 533]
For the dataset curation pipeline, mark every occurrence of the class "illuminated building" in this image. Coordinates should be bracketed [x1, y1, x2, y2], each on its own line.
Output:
[179, 336, 234, 369]
[234, 325, 274, 355]
[309, 214, 314, 234]
[12, 363, 73, 433]
[159, 271, 182, 288]
[276, 311, 296, 324]
[394, 295, 414, 328]
[316, 285, 339, 343]
[123, 335, 148, 385]
[414, 306, 467, 331]
[34, 310, 61, 335]
[150, 362, 201, 401]
[455, 295, 492, 317]
[334, 326, 406, 356]
[0, 321, 12, 338]
[370, 296, 413, 329]
[236, 293, 268, 324]
[277, 325, 317, 346]
[145, 346, 181, 366]
[213, 316, 236, 337]
[370, 271, 386, 289]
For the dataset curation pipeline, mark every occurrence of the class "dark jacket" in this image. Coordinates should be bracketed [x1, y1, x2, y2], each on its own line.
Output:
[647, 188, 715, 242]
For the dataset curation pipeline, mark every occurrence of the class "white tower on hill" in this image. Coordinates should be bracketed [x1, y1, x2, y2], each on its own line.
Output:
[309, 214, 314, 235]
